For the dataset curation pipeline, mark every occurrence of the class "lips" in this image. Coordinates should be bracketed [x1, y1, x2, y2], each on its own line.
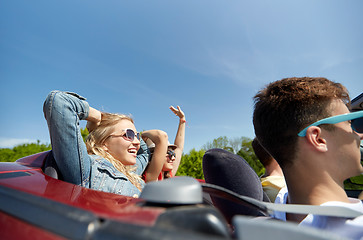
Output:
[128, 148, 137, 157]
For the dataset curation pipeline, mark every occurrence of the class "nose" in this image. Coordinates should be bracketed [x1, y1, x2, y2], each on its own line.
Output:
[132, 137, 140, 147]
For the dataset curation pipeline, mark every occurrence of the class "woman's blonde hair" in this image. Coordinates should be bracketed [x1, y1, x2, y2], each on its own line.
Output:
[86, 112, 144, 191]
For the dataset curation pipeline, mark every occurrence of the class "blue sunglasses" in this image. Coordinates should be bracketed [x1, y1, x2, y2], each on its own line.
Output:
[298, 110, 363, 137]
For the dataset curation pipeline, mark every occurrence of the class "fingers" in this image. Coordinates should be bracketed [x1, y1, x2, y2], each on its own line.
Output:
[177, 106, 184, 118]
[169, 106, 177, 113]
[170, 105, 185, 119]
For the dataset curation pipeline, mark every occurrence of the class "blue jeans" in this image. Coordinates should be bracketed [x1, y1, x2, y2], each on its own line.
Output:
[43, 91, 149, 197]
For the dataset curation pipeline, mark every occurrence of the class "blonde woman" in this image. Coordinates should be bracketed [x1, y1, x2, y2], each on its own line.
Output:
[43, 90, 152, 197]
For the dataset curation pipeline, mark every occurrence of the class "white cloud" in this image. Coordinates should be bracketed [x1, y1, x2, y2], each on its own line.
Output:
[0, 138, 39, 149]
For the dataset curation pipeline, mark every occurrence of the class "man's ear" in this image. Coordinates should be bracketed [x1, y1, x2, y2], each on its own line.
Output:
[305, 126, 328, 152]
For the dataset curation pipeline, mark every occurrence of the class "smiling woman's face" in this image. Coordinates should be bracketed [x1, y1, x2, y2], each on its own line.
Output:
[103, 119, 140, 165]
[162, 149, 176, 172]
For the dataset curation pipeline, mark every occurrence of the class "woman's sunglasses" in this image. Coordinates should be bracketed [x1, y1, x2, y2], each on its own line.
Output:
[298, 110, 363, 137]
[167, 150, 176, 158]
[108, 129, 140, 142]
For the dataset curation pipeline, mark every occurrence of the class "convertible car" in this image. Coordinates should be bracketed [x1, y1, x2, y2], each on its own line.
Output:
[1, 93, 362, 240]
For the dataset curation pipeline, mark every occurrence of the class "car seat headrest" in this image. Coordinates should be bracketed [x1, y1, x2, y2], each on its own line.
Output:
[140, 176, 203, 205]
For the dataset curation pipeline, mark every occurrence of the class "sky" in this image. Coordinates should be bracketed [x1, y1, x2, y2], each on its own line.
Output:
[0, 0, 362, 153]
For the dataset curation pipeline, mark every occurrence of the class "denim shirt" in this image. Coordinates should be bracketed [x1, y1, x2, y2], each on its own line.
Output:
[43, 90, 149, 197]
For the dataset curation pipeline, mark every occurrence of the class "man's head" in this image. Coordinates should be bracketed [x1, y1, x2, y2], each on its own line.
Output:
[253, 77, 351, 169]
[252, 137, 274, 167]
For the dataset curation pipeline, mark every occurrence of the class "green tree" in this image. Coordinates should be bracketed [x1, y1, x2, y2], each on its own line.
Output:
[229, 137, 244, 154]
[202, 136, 230, 152]
[0, 148, 15, 162]
[236, 137, 265, 176]
[344, 175, 363, 190]
[176, 149, 205, 179]
[0, 141, 51, 162]
[202, 136, 246, 154]
[202, 136, 265, 176]
[81, 127, 89, 142]
[0, 127, 89, 163]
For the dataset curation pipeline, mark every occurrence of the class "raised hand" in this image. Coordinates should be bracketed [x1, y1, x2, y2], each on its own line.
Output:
[169, 106, 185, 120]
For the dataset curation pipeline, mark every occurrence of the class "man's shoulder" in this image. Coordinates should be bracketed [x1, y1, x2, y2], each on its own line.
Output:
[300, 199, 363, 239]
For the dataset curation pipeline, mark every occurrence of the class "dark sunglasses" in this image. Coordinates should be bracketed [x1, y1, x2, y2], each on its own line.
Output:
[109, 128, 140, 142]
[167, 149, 176, 158]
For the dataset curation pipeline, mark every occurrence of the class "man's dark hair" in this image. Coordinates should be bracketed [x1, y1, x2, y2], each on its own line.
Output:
[253, 77, 349, 168]
[252, 137, 273, 167]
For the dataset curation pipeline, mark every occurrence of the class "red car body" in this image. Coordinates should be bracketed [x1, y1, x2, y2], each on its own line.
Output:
[0, 151, 163, 239]
[0, 151, 229, 240]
